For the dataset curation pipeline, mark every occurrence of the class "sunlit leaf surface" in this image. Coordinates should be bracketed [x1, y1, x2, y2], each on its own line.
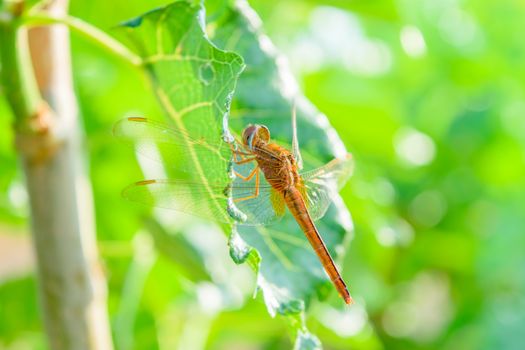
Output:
[119, 0, 245, 227]
[118, 2, 353, 347]
[210, 1, 354, 346]
[211, 0, 353, 308]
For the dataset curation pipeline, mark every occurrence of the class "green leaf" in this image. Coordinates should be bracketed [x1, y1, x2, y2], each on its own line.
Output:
[118, 1, 244, 224]
[209, 0, 354, 347]
[211, 0, 353, 306]
[118, 1, 352, 348]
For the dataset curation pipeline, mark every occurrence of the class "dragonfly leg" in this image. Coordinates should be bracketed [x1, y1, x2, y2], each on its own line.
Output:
[234, 156, 257, 165]
[234, 165, 258, 181]
[229, 143, 252, 163]
[234, 168, 260, 203]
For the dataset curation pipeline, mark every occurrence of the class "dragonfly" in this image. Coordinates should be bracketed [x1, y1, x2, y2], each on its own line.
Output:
[114, 110, 354, 304]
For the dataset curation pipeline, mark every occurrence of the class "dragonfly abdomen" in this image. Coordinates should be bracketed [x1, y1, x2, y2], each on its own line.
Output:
[283, 187, 353, 305]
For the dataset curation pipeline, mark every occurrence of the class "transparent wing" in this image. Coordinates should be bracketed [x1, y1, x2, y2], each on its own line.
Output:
[115, 117, 286, 225]
[113, 117, 236, 175]
[291, 103, 303, 170]
[300, 154, 354, 221]
[115, 117, 352, 224]
[113, 117, 276, 173]
[122, 177, 285, 226]
[230, 171, 285, 225]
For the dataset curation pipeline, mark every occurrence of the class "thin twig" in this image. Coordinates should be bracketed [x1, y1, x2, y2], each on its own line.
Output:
[21, 12, 143, 66]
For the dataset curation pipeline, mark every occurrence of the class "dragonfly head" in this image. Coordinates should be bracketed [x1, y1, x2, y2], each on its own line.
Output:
[242, 124, 270, 150]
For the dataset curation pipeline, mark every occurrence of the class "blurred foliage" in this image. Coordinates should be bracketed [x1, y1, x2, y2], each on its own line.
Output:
[1, 0, 525, 349]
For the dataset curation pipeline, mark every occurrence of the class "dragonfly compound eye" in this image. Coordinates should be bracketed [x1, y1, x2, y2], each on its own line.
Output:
[242, 125, 257, 146]
[257, 125, 270, 142]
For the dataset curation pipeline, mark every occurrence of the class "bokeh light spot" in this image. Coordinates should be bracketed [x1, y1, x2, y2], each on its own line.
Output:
[319, 302, 368, 337]
[382, 272, 453, 342]
[394, 127, 436, 166]
[400, 26, 427, 58]
[408, 190, 447, 228]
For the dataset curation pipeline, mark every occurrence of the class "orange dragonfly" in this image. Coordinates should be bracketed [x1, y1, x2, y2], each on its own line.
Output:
[114, 111, 354, 304]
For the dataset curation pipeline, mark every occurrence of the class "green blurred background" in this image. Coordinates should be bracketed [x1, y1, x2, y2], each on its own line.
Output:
[1, 0, 525, 349]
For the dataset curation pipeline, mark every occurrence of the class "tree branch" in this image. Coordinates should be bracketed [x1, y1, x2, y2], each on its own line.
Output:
[0, 1, 114, 349]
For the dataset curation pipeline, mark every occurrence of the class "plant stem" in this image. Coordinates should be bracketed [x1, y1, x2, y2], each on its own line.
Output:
[0, 17, 41, 129]
[22, 12, 142, 66]
[0, 1, 114, 349]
